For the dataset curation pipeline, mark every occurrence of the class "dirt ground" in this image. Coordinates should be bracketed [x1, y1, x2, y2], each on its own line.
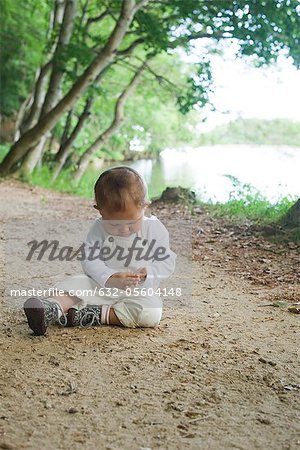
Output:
[0, 179, 299, 450]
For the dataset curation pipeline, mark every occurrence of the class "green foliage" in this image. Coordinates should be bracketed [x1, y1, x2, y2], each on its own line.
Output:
[177, 59, 213, 114]
[135, 0, 300, 67]
[198, 118, 300, 146]
[231, 1, 300, 68]
[133, 9, 170, 52]
[203, 176, 296, 223]
[0, 0, 50, 116]
[0, 143, 10, 161]
[21, 165, 95, 199]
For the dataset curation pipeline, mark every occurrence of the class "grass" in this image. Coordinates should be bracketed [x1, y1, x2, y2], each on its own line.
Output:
[204, 196, 294, 223]
[194, 176, 298, 231]
[20, 165, 99, 200]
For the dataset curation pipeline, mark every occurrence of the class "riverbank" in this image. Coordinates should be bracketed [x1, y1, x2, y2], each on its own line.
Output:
[0, 179, 299, 449]
[2, 144, 299, 205]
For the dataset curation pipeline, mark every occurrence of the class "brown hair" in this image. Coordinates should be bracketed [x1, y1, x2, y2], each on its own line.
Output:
[94, 166, 148, 212]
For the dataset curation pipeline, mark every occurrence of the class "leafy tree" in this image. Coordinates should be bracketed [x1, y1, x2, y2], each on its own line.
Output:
[0, 0, 50, 116]
[0, 0, 299, 177]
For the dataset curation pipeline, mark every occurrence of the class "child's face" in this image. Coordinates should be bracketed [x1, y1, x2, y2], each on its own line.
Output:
[98, 202, 147, 237]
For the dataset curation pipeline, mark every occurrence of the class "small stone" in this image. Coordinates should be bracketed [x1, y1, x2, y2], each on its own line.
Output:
[208, 313, 220, 318]
[257, 416, 271, 425]
[43, 401, 53, 409]
[183, 433, 196, 439]
[0, 443, 14, 449]
[288, 305, 300, 314]
[283, 384, 300, 391]
[68, 407, 79, 414]
[73, 436, 86, 444]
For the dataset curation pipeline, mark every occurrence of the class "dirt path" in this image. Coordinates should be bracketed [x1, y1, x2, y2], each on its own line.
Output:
[0, 180, 299, 450]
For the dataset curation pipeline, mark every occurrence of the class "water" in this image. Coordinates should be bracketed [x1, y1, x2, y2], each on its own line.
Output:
[99, 145, 300, 203]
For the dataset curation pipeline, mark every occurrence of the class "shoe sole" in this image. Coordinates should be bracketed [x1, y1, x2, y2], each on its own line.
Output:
[23, 297, 47, 336]
[67, 308, 76, 327]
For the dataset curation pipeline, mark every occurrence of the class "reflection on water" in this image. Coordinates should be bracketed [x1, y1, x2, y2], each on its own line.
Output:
[100, 145, 300, 203]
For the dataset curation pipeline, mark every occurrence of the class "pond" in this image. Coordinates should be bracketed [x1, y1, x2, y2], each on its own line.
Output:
[99, 145, 300, 203]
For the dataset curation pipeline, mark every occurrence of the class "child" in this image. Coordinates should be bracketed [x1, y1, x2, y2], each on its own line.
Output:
[23, 166, 177, 335]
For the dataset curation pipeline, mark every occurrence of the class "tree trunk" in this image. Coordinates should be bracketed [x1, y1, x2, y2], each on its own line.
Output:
[0, 0, 145, 177]
[54, 64, 110, 166]
[40, 0, 77, 117]
[58, 107, 75, 152]
[47, 133, 55, 154]
[14, 136, 48, 178]
[14, 94, 33, 142]
[19, 61, 52, 134]
[51, 98, 92, 182]
[53, 0, 65, 30]
[18, 0, 77, 175]
[73, 60, 147, 183]
[18, 0, 65, 136]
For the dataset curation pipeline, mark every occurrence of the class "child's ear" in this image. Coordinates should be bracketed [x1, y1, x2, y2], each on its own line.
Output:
[94, 205, 105, 217]
[93, 205, 102, 214]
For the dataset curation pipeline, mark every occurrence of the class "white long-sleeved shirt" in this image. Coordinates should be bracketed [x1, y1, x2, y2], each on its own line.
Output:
[81, 215, 177, 289]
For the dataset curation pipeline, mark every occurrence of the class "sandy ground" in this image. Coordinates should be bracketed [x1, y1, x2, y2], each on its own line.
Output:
[0, 179, 299, 450]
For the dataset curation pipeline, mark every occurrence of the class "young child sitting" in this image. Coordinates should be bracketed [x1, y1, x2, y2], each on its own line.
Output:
[23, 166, 177, 335]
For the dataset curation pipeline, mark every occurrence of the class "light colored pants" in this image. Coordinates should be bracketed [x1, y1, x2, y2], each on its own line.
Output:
[53, 274, 163, 328]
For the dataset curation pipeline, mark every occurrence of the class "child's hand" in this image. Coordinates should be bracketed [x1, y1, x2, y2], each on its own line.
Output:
[135, 267, 147, 284]
[105, 272, 142, 290]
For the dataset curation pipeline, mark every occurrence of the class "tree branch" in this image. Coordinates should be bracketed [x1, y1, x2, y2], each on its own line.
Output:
[73, 59, 148, 182]
[170, 31, 232, 48]
[132, 0, 151, 15]
[116, 38, 145, 57]
[86, 10, 109, 27]
[120, 57, 182, 92]
[40, 0, 77, 116]
[20, 60, 53, 134]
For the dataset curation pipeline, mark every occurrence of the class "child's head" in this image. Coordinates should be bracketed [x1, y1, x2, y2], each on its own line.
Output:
[94, 166, 150, 236]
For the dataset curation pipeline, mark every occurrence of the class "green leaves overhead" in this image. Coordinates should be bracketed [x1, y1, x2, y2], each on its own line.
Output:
[2, 0, 299, 118]
[177, 59, 213, 114]
[133, 0, 300, 66]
